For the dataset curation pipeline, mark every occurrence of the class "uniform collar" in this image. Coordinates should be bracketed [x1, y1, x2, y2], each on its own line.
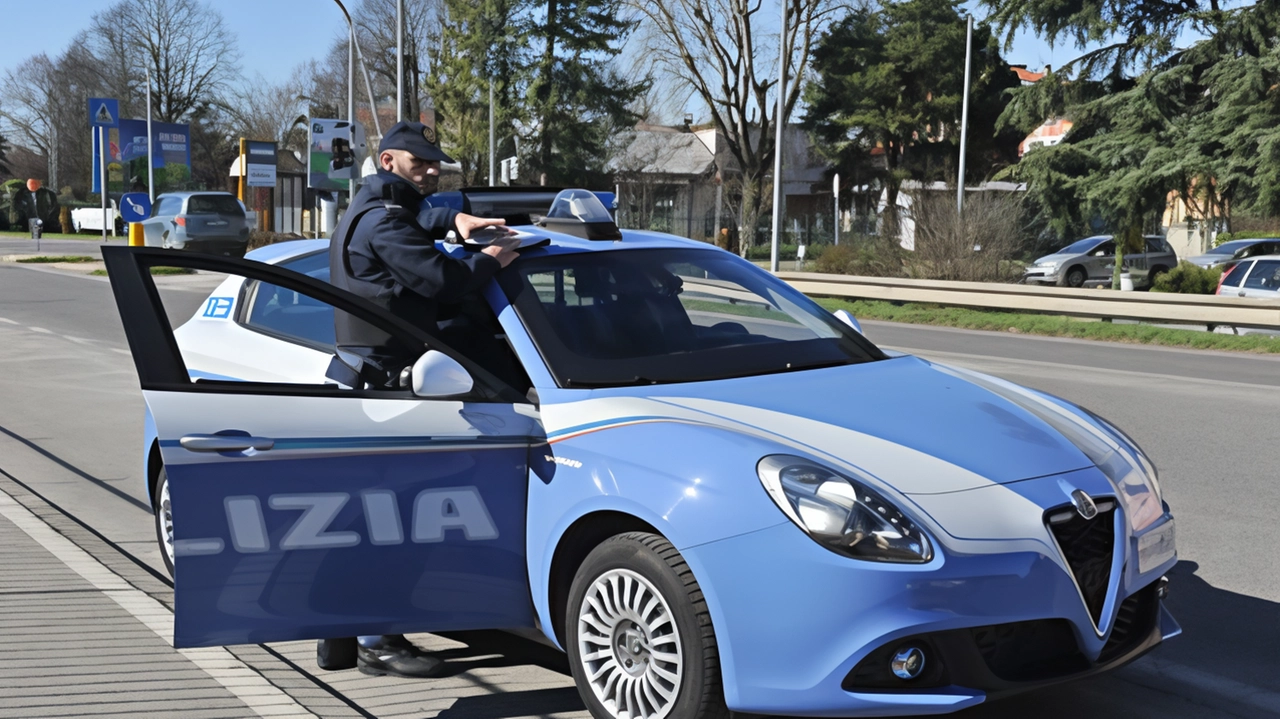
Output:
[372, 169, 427, 203]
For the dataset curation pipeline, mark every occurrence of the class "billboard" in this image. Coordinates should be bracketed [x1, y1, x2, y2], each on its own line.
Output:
[94, 120, 192, 193]
[245, 140, 277, 187]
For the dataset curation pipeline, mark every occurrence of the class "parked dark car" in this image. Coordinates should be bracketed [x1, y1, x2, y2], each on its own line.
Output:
[1186, 238, 1280, 269]
[140, 192, 251, 258]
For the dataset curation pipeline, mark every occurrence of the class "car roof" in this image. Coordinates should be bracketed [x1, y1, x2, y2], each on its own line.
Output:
[244, 228, 715, 268]
[156, 191, 238, 198]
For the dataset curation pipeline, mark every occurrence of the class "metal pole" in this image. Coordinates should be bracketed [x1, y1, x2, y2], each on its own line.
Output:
[769, 0, 788, 273]
[957, 15, 973, 213]
[238, 138, 247, 203]
[833, 172, 840, 245]
[99, 126, 108, 242]
[488, 81, 496, 186]
[146, 67, 155, 202]
[396, 0, 404, 123]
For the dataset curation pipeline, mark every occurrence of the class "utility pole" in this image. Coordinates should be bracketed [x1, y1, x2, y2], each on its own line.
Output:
[769, 0, 788, 273]
[396, 0, 404, 122]
[957, 14, 973, 213]
[146, 67, 155, 202]
[833, 173, 840, 245]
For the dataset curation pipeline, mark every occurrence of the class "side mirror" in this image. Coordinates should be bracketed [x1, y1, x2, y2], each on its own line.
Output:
[832, 309, 863, 334]
[411, 350, 474, 398]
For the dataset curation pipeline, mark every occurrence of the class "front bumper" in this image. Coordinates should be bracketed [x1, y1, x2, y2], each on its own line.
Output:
[681, 490, 1177, 715]
[1022, 267, 1060, 284]
[171, 236, 248, 257]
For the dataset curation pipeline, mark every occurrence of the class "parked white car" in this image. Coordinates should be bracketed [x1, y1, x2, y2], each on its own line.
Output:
[1216, 254, 1280, 298]
[71, 199, 122, 234]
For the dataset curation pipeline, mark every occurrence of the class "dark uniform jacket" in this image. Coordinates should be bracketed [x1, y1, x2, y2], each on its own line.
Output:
[329, 170, 502, 354]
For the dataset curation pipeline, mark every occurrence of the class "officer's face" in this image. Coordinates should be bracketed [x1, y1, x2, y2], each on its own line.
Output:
[380, 149, 440, 194]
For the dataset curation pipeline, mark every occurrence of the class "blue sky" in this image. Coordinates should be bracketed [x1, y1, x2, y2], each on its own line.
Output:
[0, 0, 1080, 89]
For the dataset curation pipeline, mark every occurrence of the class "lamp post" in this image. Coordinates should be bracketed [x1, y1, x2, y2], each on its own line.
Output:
[396, 0, 404, 123]
[957, 14, 973, 213]
[769, 0, 788, 272]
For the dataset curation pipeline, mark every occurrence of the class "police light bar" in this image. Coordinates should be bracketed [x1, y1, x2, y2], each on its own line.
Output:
[539, 189, 622, 241]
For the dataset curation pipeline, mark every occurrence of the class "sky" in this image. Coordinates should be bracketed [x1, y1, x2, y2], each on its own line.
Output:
[0, 0, 1077, 85]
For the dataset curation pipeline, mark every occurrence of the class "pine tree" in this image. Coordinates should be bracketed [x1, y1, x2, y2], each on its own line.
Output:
[523, 0, 648, 187]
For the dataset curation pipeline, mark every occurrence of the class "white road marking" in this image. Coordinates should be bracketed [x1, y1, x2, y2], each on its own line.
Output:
[0, 317, 18, 324]
[27, 326, 52, 334]
[111, 348, 132, 355]
[0, 488, 318, 719]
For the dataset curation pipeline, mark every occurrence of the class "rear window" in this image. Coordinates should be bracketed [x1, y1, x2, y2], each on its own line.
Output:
[1220, 261, 1251, 288]
[187, 195, 244, 215]
[1243, 260, 1280, 290]
[1207, 240, 1257, 256]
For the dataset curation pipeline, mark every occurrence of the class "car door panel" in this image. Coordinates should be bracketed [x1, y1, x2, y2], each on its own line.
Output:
[151, 391, 536, 647]
[103, 246, 540, 649]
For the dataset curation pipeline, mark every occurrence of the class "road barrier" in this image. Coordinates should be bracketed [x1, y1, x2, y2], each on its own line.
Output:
[776, 272, 1280, 329]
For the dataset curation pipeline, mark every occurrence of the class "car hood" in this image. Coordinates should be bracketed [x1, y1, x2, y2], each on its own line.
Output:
[1184, 253, 1226, 267]
[543, 356, 1096, 495]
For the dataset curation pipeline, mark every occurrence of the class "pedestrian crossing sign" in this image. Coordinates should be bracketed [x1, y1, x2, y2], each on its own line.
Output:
[89, 98, 119, 128]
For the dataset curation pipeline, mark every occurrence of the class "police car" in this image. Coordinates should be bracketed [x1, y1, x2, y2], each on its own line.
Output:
[106, 189, 1179, 719]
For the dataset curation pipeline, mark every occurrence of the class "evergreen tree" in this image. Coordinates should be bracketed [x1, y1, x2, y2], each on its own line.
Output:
[426, 0, 528, 186]
[523, 0, 648, 187]
[802, 0, 1021, 229]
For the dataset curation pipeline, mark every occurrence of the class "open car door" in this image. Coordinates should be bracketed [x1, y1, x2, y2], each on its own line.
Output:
[104, 246, 539, 648]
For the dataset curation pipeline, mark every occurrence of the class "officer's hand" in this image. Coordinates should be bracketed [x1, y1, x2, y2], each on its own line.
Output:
[481, 243, 519, 268]
[455, 212, 510, 240]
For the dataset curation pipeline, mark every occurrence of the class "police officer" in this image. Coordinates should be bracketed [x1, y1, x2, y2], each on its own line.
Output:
[321, 121, 519, 679]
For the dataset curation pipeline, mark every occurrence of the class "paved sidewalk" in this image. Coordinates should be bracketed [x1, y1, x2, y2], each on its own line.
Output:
[0, 470, 586, 719]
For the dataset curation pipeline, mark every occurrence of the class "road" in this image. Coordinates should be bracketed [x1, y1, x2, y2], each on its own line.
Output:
[0, 260, 1277, 718]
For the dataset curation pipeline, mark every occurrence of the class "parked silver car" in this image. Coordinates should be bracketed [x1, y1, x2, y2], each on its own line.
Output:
[1022, 235, 1178, 288]
[1185, 238, 1280, 269]
[1215, 254, 1280, 298]
[140, 191, 251, 258]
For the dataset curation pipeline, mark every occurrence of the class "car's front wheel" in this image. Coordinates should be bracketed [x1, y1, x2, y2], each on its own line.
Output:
[566, 532, 728, 719]
[1062, 266, 1087, 288]
[153, 467, 175, 577]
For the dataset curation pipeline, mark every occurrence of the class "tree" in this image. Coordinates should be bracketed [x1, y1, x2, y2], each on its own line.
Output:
[425, 0, 528, 185]
[633, 0, 842, 249]
[0, 132, 10, 176]
[525, 0, 648, 187]
[802, 0, 1021, 231]
[90, 0, 241, 123]
[353, 0, 441, 123]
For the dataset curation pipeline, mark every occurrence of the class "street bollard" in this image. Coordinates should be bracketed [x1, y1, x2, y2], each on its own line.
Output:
[28, 218, 43, 252]
[128, 222, 145, 247]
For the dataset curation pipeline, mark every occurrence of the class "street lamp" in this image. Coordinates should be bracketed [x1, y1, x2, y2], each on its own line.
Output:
[332, 0, 384, 144]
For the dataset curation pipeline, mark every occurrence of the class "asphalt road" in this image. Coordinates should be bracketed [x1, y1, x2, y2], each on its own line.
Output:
[0, 261, 1277, 719]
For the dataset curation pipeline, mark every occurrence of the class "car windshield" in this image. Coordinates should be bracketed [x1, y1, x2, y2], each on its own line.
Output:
[1206, 239, 1263, 255]
[500, 248, 886, 388]
[1058, 237, 1106, 255]
[187, 195, 243, 215]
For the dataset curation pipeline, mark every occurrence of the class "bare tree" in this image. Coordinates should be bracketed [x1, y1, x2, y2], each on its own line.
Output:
[632, 0, 842, 249]
[353, 0, 441, 123]
[0, 55, 60, 171]
[89, 0, 241, 123]
[223, 70, 310, 154]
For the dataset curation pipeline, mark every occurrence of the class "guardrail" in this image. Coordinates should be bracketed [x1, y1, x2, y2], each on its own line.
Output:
[775, 272, 1280, 329]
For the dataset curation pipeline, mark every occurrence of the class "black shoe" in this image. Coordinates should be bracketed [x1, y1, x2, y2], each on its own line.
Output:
[357, 642, 445, 678]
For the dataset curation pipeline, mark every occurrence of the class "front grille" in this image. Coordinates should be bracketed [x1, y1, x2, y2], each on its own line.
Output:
[1047, 504, 1116, 626]
[971, 619, 1088, 682]
[1098, 583, 1159, 664]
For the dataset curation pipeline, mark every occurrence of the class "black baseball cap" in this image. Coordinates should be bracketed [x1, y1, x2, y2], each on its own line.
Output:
[378, 121, 454, 163]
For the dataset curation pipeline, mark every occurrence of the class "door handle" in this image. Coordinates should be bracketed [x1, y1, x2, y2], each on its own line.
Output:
[179, 434, 275, 452]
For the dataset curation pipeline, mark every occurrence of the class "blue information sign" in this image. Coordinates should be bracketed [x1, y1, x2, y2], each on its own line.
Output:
[88, 98, 119, 128]
[120, 193, 152, 223]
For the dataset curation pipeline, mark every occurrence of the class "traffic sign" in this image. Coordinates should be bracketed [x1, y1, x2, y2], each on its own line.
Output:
[120, 193, 152, 223]
[89, 98, 119, 128]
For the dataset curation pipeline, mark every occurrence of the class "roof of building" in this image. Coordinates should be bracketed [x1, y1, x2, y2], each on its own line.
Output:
[1011, 65, 1046, 83]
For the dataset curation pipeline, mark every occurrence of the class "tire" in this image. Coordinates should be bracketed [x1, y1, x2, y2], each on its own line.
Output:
[1063, 266, 1087, 288]
[153, 467, 175, 578]
[566, 532, 729, 719]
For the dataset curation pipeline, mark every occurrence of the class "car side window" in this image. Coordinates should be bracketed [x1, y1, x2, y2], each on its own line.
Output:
[1094, 241, 1116, 256]
[1221, 261, 1251, 289]
[238, 251, 334, 350]
[1145, 238, 1165, 253]
[1243, 260, 1280, 290]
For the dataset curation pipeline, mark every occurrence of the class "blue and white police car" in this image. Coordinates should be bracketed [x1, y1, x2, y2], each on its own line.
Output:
[105, 189, 1179, 718]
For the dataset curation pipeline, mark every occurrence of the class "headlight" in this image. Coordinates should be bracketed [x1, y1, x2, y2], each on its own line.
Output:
[757, 455, 933, 563]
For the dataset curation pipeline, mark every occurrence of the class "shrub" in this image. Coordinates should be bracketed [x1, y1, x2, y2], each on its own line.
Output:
[744, 243, 829, 262]
[247, 231, 303, 251]
[905, 190, 1025, 282]
[813, 241, 905, 277]
[1150, 261, 1223, 294]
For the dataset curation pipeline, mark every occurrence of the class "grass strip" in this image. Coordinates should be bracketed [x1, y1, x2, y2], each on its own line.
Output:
[0, 231, 95, 241]
[15, 255, 96, 263]
[88, 267, 195, 277]
[813, 297, 1280, 354]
